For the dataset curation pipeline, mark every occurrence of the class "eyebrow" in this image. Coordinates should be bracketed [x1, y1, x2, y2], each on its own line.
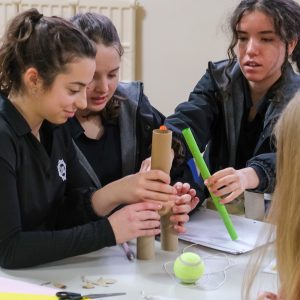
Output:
[69, 82, 87, 87]
[109, 67, 120, 73]
[93, 66, 120, 76]
[237, 30, 276, 35]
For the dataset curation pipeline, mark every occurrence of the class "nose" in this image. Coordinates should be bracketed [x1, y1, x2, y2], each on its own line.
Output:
[74, 90, 87, 110]
[94, 77, 109, 94]
[246, 38, 259, 56]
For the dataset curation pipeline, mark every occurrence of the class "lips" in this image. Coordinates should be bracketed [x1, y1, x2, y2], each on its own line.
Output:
[90, 96, 107, 105]
[64, 110, 76, 118]
[244, 60, 261, 67]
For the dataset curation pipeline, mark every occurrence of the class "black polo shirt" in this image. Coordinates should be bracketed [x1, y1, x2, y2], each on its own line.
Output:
[0, 95, 116, 269]
[68, 116, 122, 186]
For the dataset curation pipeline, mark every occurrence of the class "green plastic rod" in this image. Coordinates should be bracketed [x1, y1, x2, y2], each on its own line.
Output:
[182, 128, 238, 240]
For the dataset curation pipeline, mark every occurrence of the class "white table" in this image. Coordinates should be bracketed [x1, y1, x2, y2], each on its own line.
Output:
[0, 239, 278, 300]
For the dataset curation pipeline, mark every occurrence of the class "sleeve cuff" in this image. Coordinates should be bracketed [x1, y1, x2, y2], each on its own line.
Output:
[247, 164, 268, 192]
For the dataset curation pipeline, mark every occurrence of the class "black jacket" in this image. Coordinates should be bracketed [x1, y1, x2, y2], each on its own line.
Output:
[69, 81, 165, 188]
[166, 60, 300, 200]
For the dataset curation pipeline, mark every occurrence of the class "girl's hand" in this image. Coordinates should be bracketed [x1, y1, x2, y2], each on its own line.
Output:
[92, 170, 179, 216]
[118, 170, 178, 204]
[108, 202, 162, 244]
[205, 167, 259, 204]
[170, 182, 200, 233]
[139, 149, 174, 173]
[139, 157, 151, 173]
[257, 291, 279, 300]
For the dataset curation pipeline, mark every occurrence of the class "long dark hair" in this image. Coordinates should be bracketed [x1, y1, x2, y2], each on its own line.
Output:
[70, 12, 124, 121]
[0, 8, 96, 97]
[227, 0, 300, 71]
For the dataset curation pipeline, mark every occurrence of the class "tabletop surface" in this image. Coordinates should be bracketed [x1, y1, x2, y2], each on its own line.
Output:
[0, 238, 278, 300]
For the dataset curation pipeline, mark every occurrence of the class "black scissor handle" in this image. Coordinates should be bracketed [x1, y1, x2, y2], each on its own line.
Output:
[56, 291, 82, 300]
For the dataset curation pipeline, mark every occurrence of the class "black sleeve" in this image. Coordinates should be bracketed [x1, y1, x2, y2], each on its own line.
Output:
[165, 70, 220, 152]
[246, 153, 276, 193]
[0, 136, 116, 269]
[166, 70, 220, 205]
[0, 156, 116, 269]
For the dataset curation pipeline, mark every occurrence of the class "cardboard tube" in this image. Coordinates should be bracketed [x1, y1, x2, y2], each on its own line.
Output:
[136, 236, 155, 260]
[137, 127, 177, 259]
[153, 128, 178, 251]
[160, 210, 178, 251]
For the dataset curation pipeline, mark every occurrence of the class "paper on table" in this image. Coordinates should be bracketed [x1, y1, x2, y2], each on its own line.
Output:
[0, 276, 57, 295]
[180, 208, 272, 254]
[0, 293, 56, 300]
[263, 258, 277, 274]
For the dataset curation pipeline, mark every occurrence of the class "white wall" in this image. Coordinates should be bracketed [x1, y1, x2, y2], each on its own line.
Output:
[135, 0, 239, 115]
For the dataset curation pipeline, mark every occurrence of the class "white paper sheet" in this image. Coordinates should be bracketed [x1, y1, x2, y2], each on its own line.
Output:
[263, 258, 277, 274]
[180, 208, 273, 254]
[0, 276, 57, 295]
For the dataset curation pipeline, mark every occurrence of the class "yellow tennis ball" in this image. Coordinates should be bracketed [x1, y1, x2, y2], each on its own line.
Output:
[173, 252, 205, 283]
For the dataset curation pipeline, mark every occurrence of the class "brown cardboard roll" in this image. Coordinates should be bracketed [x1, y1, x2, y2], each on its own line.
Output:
[151, 128, 174, 215]
[136, 127, 178, 259]
[151, 128, 173, 174]
[152, 128, 178, 251]
[161, 211, 178, 251]
[136, 236, 155, 260]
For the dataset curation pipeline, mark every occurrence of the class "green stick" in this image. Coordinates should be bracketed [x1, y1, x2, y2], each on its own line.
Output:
[182, 128, 238, 240]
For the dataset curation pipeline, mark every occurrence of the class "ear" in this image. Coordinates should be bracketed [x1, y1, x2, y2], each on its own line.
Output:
[288, 38, 298, 56]
[23, 67, 41, 90]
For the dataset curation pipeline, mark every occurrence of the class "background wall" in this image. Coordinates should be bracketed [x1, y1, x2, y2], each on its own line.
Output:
[2, 0, 298, 116]
[135, 0, 239, 115]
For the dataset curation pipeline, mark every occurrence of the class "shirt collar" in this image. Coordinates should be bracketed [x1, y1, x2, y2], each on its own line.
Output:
[67, 116, 85, 139]
[0, 94, 32, 136]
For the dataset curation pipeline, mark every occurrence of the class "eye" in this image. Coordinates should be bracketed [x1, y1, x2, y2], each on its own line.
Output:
[68, 89, 80, 95]
[237, 36, 248, 42]
[108, 71, 118, 79]
[261, 38, 274, 42]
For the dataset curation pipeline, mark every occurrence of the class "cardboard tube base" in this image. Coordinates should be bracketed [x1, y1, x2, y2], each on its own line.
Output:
[136, 236, 155, 260]
[160, 212, 178, 251]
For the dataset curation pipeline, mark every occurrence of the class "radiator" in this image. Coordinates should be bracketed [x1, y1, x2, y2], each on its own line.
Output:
[0, 0, 18, 33]
[0, 0, 137, 81]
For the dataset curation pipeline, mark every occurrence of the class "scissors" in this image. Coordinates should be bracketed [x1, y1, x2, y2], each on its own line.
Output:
[56, 291, 126, 299]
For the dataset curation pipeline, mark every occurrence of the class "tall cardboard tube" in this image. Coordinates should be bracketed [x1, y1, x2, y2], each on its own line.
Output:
[137, 127, 177, 259]
[153, 128, 178, 251]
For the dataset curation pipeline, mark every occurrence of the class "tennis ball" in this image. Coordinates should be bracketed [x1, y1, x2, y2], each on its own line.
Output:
[173, 252, 205, 283]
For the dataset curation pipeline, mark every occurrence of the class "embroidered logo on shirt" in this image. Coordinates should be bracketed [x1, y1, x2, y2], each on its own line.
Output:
[57, 159, 66, 181]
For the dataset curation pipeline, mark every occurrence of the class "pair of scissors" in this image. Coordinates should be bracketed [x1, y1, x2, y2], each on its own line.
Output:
[56, 291, 126, 299]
